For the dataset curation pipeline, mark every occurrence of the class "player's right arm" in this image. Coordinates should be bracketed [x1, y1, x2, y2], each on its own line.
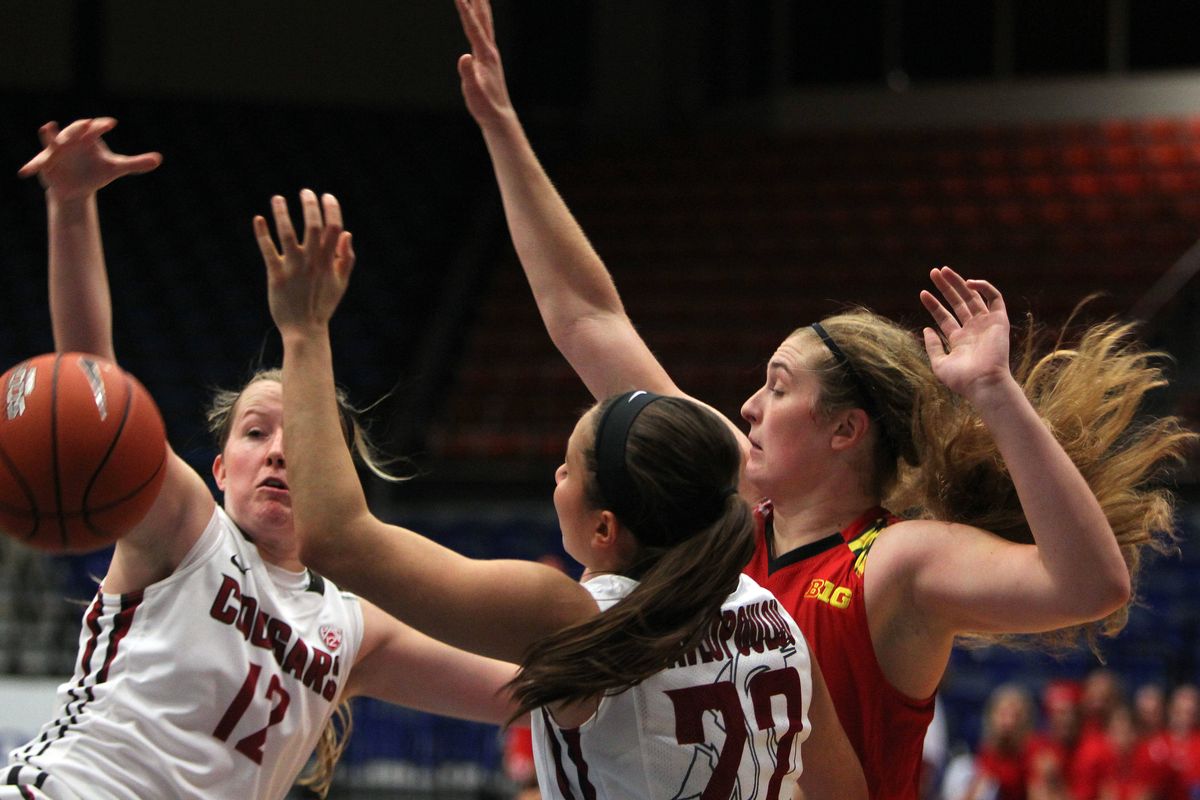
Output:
[454, 0, 678, 401]
[263, 189, 601, 664]
[22, 118, 216, 589]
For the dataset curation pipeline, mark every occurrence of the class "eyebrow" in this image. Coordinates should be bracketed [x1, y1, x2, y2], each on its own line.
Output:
[237, 406, 276, 420]
[767, 361, 793, 375]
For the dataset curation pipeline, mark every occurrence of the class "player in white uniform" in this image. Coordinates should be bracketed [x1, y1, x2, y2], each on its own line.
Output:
[260, 189, 868, 799]
[4, 120, 518, 800]
[532, 572, 814, 799]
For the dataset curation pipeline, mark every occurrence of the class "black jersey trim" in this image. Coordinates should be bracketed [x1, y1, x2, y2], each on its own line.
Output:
[765, 525, 845, 574]
[306, 570, 325, 596]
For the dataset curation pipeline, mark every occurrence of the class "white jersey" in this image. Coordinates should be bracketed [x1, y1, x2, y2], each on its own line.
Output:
[5, 507, 363, 800]
[532, 573, 813, 800]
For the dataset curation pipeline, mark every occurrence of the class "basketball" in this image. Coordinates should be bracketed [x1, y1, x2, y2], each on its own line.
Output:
[0, 352, 168, 553]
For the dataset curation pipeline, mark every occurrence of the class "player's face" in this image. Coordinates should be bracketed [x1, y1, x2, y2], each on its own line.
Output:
[213, 380, 293, 538]
[740, 333, 834, 500]
[553, 411, 601, 567]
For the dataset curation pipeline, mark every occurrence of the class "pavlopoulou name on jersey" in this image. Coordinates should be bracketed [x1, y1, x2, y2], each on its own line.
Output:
[209, 574, 343, 701]
[667, 598, 795, 669]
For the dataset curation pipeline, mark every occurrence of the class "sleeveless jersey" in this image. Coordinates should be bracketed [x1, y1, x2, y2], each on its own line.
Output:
[5, 507, 363, 800]
[532, 573, 814, 799]
[743, 502, 935, 800]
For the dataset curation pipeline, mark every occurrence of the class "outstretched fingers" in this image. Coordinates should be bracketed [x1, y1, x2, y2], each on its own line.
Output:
[966, 278, 1005, 314]
[299, 188, 324, 247]
[254, 214, 281, 267]
[271, 194, 300, 252]
[456, 0, 494, 51]
[334, 230, 355, 282]
[18, 122, 61, 177]
[920, 287, 961, 338]
[319, 193, 344, 256]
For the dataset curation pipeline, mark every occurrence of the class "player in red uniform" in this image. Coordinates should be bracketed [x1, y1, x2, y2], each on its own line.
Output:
[449, 1, 1195, 797]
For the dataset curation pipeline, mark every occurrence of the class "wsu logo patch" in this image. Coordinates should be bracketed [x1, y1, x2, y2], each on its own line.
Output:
[320, 625, 344, 652]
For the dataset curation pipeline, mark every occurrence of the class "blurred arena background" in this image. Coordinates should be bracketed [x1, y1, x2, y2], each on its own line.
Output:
[0, 2, 1197, 797]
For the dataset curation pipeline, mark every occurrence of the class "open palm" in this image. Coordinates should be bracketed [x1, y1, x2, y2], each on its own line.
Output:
[920, 267, 1012, 399]
[455, 0, 516, 127]
[256, 189, 355, 335]
[18, 118, 161, 202]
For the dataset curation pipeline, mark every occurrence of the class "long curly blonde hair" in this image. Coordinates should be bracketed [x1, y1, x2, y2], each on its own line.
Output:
[804, 306, 1196, 654]
[296, 701, 353, 798]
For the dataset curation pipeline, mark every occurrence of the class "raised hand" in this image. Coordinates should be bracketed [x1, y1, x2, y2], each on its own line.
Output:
[454, 0, 517, 128]
[18, 118, 162, 202]
[919, 266, 1013, 400]
[255, 189, 355, 335]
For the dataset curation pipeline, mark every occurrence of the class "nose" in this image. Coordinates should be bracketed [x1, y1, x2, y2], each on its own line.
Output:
[266, 429, 286, 467]
[553, 463, 567, 485]
[741, 387, 762, 425]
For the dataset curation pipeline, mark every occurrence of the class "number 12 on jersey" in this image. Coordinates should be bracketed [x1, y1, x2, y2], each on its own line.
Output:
[213, 662, 292, 764]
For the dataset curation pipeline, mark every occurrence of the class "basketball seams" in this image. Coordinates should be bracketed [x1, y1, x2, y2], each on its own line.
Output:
[51, 353, 66, 550]
[0, 352, 168, 553]
[81, 369, 134, 541]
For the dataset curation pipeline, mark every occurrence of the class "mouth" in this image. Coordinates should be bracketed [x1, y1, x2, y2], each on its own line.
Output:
[258, 477, 290, 492]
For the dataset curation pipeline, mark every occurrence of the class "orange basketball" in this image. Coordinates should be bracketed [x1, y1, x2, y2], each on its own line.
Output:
[0, 352, 168, 553]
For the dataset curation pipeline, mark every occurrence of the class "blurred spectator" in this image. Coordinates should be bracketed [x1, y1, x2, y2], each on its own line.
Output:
[1028, 680, 1085, 800]
[1073, 704, 1185, 800]
[925, 697, 950, 799]
[1165, 685, 1200, 797]
[502, 723, 539, 800]
[977, 684, 1038, 800]
[942, 683, 1036, 800]
[1136, 685, 1169, 739]
[1081, 669, 1126, 742]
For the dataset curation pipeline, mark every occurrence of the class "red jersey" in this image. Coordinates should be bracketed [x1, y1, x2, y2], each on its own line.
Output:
[744, 502, 935, 800]
[1025, 733, 1086, 799]
[1075, 733, 1187, 800]
[975, 744, 1030, 800]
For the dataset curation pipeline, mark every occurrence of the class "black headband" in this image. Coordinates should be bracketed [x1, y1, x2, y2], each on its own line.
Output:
[810, 322, 882, 422]
[594, 390, 664, 527]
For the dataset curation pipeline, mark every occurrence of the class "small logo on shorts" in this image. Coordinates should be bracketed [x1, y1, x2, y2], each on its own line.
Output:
[320, 625, 344, 652]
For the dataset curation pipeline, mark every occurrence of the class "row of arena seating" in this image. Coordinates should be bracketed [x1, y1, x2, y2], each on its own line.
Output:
[431, 120, 1200, 462]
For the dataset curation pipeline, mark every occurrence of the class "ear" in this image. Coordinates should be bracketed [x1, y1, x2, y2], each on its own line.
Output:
[593, 510, 620, 547]
[591, 510, 638, 572]
[212, 453, 227, 491]
[829, 407, 871, 453]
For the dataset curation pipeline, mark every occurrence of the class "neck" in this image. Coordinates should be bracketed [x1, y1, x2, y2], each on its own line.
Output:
[252, 537, 305, 573]
[769, 492, 879, 554]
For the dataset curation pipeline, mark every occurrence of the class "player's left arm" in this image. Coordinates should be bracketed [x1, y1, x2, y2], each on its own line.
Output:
[909, 268, 1129, 630]
[346, 600, 519, 724]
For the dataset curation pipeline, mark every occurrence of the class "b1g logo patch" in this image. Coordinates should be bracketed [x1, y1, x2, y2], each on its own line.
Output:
[320, 625, 344, 652]
[804, 578, 853, 609]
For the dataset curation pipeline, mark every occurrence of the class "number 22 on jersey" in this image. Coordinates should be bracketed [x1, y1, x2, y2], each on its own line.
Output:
[666, 666, 806, 800]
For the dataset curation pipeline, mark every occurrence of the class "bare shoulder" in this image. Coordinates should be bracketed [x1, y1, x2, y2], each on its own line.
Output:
[106, 451, 217, 591]
[864, 518, 969, 579]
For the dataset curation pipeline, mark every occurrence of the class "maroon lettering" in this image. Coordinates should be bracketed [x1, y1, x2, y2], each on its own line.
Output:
[268, 619, 292, 665]
[250, 610, 271, 649]
[303, 649, 333, 691]
[235, 595, 258, 640]
[210, 576, 241, 624]
[282, 638, 309, 680]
